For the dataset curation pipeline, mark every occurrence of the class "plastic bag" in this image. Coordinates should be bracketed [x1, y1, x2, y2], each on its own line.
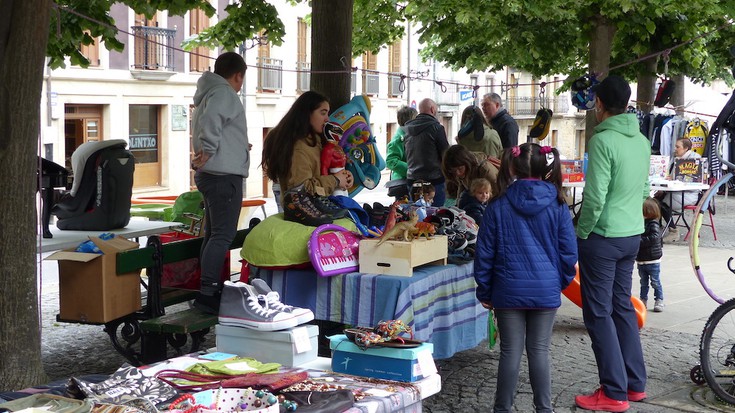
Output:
[488, 310, 498, 350]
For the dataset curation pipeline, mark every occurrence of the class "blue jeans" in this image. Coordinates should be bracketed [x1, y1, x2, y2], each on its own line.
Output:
[432, 182, 446, 207]
[272, 182, 283, 213]
[578, 233, 647, 400]
[638, 262, 663, 301]
[194, 172, 243, 295]
[493, 309, 557, 413]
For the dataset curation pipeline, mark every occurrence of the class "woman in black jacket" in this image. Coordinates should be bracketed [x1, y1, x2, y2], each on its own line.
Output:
[636, 198, 665, 312]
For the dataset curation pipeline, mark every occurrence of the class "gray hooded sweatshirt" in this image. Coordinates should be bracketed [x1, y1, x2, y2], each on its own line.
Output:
[192, 71, 249, 177]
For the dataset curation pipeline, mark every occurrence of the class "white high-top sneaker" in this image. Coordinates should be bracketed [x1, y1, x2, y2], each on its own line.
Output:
[251, 278, 315, 325]
[218, 281, 300, 331]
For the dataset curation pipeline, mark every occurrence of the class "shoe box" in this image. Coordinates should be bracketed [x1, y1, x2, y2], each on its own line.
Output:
[45, 236, 141, 323]
[329, 334, 437, 382]
[215, 324, 318, 367]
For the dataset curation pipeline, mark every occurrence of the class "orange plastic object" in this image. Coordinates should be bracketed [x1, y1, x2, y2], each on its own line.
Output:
[131, 196, 265, 208]
[241, 199, 266, 208]
[562, 265, 646, 329]
[131, 195, 178, 205]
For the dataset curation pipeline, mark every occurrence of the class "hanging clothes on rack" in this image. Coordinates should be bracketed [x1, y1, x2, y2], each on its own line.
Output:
[684, 117, 709, 156]
[650, 114, 673, 155]
[705, 90, 735, 184]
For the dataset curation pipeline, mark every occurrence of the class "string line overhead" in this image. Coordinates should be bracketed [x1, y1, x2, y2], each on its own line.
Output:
[51, 3, 731, 113]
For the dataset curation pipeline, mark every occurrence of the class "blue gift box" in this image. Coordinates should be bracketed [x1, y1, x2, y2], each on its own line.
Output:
[329, 334, 434, 382]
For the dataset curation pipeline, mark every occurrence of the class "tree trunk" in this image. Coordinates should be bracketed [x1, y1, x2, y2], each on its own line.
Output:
[586, 14, 617, 146]
[311, 0, 353, 111]
[636, 57, 657, 115]
[0, 0, 50, 390]
[671, 73, 685, 117]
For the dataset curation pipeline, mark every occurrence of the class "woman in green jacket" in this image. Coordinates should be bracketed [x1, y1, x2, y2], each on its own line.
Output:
[385, 106, 417, 198]
[574, 75, 650, 413]
[386, 106, 418, 180]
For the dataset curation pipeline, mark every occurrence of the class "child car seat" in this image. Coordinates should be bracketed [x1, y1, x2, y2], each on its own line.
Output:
[52, 139, 135, 231]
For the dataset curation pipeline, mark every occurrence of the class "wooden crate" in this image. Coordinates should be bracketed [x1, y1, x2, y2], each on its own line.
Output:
[359, 235, 448, 277]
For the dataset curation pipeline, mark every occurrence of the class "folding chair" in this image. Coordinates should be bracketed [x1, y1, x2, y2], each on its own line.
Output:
[683, 195, 717, 241]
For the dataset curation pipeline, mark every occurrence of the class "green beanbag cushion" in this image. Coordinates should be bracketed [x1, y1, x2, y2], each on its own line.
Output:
[241, 213, 357, 268]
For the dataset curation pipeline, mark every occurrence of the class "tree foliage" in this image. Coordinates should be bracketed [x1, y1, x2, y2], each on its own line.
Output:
[404, 0, 735, 89]
[351, 0, 406, 55]
[181, 1, 284, 51]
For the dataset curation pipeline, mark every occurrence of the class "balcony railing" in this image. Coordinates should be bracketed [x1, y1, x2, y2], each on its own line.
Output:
[506, 96, 570, 117]
[296, 61, 310, 92]
[389, 74, 403, 97]
[436, 87, 459, 106]
[131, 26, 176, 71]
[257, 57, 283, 92]
[362, 71, 379, 95]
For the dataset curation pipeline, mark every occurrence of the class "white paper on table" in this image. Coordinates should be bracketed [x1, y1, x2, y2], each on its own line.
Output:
[141, 356, 201, 377]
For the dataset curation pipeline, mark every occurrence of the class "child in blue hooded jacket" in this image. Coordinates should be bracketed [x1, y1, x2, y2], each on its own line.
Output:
[474, 143, 577, 413]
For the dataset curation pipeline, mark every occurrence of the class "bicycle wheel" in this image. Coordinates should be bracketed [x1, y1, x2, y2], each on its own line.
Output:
[700, 297, 735, 404]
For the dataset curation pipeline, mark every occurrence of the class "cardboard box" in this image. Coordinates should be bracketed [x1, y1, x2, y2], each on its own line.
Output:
[650, 155, 669, 180]
[216, 324, 318, 367]
[359, 235, 448, 277]
[46, 236, 141, 323]
[674, 158, 704, 183]
[330, 334, 436, 382]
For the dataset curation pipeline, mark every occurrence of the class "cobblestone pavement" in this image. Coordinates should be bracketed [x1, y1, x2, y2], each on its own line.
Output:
[37, 192, 735, 412]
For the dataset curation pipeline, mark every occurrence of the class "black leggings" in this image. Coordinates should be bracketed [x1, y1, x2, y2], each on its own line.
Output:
[656, 199, 676, 229]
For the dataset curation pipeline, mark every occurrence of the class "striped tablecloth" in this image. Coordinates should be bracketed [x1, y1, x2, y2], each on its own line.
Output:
[252, 261, 488, 360]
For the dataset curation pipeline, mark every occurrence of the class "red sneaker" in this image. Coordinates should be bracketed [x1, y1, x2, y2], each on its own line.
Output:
[575, 387, 630, 412]
[627, 390, 647, 402]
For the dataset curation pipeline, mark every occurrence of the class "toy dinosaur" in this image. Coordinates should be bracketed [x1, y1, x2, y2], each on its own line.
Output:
[376, 210, 418, 245]
[411, 221, 436, 239]
[383, 200, 402, 235]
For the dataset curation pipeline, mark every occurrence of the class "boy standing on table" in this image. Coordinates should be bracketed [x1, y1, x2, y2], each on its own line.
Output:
[191, 52, 250, 314]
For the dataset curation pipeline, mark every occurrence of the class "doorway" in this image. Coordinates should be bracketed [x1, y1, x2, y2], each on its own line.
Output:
[64, 104, 103, 171]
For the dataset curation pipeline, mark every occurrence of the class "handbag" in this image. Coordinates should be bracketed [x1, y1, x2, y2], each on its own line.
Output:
[308, 224, 360, 277]
[69, 365, 178, 408]
[488, 310, 498, 350]
[385, 179, 409, 198]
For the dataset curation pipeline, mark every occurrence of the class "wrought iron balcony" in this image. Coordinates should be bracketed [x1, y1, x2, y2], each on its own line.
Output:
[362, 71, 379, 95]
[257, 57, 283, 92]
[296, 61, 310, 92]
[506, 96, 570, 117]
[389, 74, 403, 97]
[131, 26, 176, 71]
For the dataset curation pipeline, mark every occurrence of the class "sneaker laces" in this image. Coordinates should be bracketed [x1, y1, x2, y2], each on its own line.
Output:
[261, 291, 295, 312]
[247, 294, 278, 317]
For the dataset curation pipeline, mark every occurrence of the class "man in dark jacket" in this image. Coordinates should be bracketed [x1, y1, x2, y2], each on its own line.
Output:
[404, 98, 449, 207]
[482, 93, 519, 148]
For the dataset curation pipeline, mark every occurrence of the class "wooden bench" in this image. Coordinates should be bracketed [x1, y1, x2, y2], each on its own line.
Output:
[105, 228, 249, 365]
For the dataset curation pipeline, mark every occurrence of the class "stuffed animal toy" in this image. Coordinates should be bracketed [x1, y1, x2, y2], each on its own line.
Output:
[321, 122, 349, 196]
[329, 95, 386, 197]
